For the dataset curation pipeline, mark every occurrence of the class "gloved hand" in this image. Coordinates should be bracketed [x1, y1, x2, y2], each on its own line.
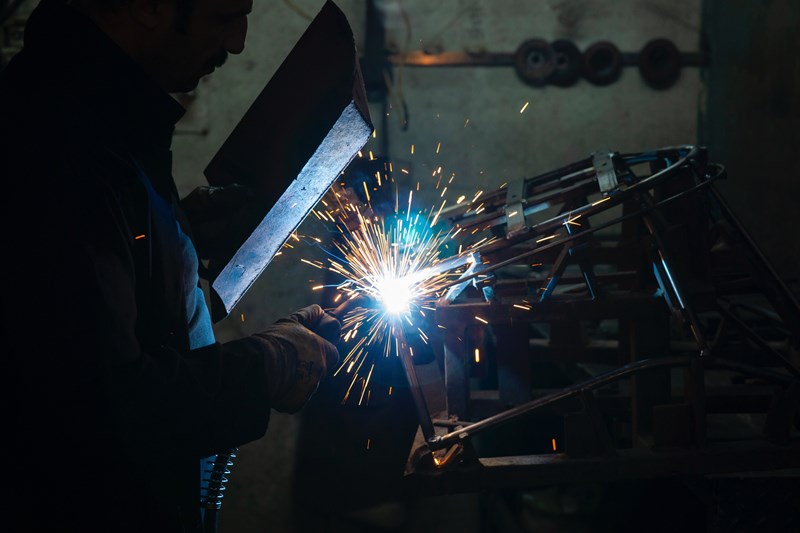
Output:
[284, 304, 342, 344]
[254, 305, 340, 413]
[179, 184, 254, 266]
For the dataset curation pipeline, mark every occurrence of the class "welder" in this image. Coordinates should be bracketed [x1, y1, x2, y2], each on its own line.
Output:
[0, 0, 340, 531]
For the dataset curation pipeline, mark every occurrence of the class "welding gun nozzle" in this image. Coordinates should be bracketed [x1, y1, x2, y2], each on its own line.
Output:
[330, 293, 373, 319]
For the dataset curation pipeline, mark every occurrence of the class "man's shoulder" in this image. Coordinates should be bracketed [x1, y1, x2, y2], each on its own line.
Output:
[1, 48, 112, 148]
[0, 49, 154, 233]
[1, 72, 133, 186]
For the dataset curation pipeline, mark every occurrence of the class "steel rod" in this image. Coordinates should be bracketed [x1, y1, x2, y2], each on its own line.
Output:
[427, 356, 693, 450]
[395, 321, 437, 442]
[426, 355, 800, 450]
[436, 163, 725, 293]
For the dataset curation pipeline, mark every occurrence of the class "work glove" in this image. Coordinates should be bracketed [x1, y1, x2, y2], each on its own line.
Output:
[287, 304, 342, 343]
[254, 304, 340, 413]
[179, 184, 254, 266]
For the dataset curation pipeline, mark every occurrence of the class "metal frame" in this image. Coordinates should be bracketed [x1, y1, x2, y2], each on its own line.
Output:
[396, 145, 800, 484]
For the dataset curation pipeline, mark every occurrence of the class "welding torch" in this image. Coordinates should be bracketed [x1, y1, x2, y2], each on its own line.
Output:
[313, 294, 370, 342]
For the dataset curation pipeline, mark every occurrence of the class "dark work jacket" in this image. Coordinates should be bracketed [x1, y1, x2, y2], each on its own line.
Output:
[0, 1, 271, 531]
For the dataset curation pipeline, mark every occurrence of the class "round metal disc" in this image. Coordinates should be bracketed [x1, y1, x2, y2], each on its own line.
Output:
[514, 38, 556, 87]
[582, 41, 623, 86]
[638, 38, 681, 89]
[550, 39, 583, 87]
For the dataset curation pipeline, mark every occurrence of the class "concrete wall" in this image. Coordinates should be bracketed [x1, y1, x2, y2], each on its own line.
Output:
[700, 0, 800, 278]
[376, 0, 702, 210]
[168, 1, 703, 532]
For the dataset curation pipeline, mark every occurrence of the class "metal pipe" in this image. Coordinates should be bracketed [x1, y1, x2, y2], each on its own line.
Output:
[394, 321, 437, 442]
[709, 185, 800, 341]
[426, 354, 800, 450]
[436, 163, 725, 292]
[427, 356, 694, 450]
[641, 210, 710, 355]
[716, 301, 800, 378]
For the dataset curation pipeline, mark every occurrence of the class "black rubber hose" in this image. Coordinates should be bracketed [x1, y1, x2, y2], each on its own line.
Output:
[203, 508, 219, 533]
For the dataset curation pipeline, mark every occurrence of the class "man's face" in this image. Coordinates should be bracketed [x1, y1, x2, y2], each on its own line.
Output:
[153, 0, 252, 93]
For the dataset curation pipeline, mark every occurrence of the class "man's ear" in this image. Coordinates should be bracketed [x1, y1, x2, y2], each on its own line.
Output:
[128, 0, 176, 30]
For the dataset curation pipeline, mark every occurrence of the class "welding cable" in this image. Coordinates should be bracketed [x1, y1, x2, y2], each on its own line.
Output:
[200, 448, 238, 533]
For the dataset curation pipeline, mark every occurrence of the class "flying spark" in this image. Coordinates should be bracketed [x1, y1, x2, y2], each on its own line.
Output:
[299, 135, 514, 405]
[309, 185, 476, 404]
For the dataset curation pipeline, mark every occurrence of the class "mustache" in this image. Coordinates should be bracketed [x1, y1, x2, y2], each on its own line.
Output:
[210, 51, 228, 69]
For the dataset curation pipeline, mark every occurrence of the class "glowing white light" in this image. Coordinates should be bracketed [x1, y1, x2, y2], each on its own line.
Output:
[375, 275, 413, 315]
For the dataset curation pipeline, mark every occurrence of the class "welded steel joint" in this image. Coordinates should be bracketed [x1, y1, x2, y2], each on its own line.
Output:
[504, 178, 528, 238]
[592, 149, 618, 193]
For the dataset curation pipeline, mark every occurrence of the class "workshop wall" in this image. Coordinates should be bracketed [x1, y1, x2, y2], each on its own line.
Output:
[701, 0, 800, 278]
[167, 1, 705, 532]
[367, 0, 703, 210]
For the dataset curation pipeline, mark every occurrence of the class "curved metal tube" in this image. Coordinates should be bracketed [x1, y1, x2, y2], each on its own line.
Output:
[427, 354, 798, 451]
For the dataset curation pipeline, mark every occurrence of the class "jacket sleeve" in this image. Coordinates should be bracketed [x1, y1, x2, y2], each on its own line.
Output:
[96, 178, 278, 461]
[5, 146, 274, 466]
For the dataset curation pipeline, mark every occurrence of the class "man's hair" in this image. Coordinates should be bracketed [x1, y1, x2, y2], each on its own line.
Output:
[171, 0, 195, 33]
[82, 0, 197, 32]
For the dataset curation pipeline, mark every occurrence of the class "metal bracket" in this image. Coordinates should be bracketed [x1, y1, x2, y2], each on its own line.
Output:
[505, 179, 528, 238]
[592, 149, 618, 193]
[444, 253, 481, 302]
